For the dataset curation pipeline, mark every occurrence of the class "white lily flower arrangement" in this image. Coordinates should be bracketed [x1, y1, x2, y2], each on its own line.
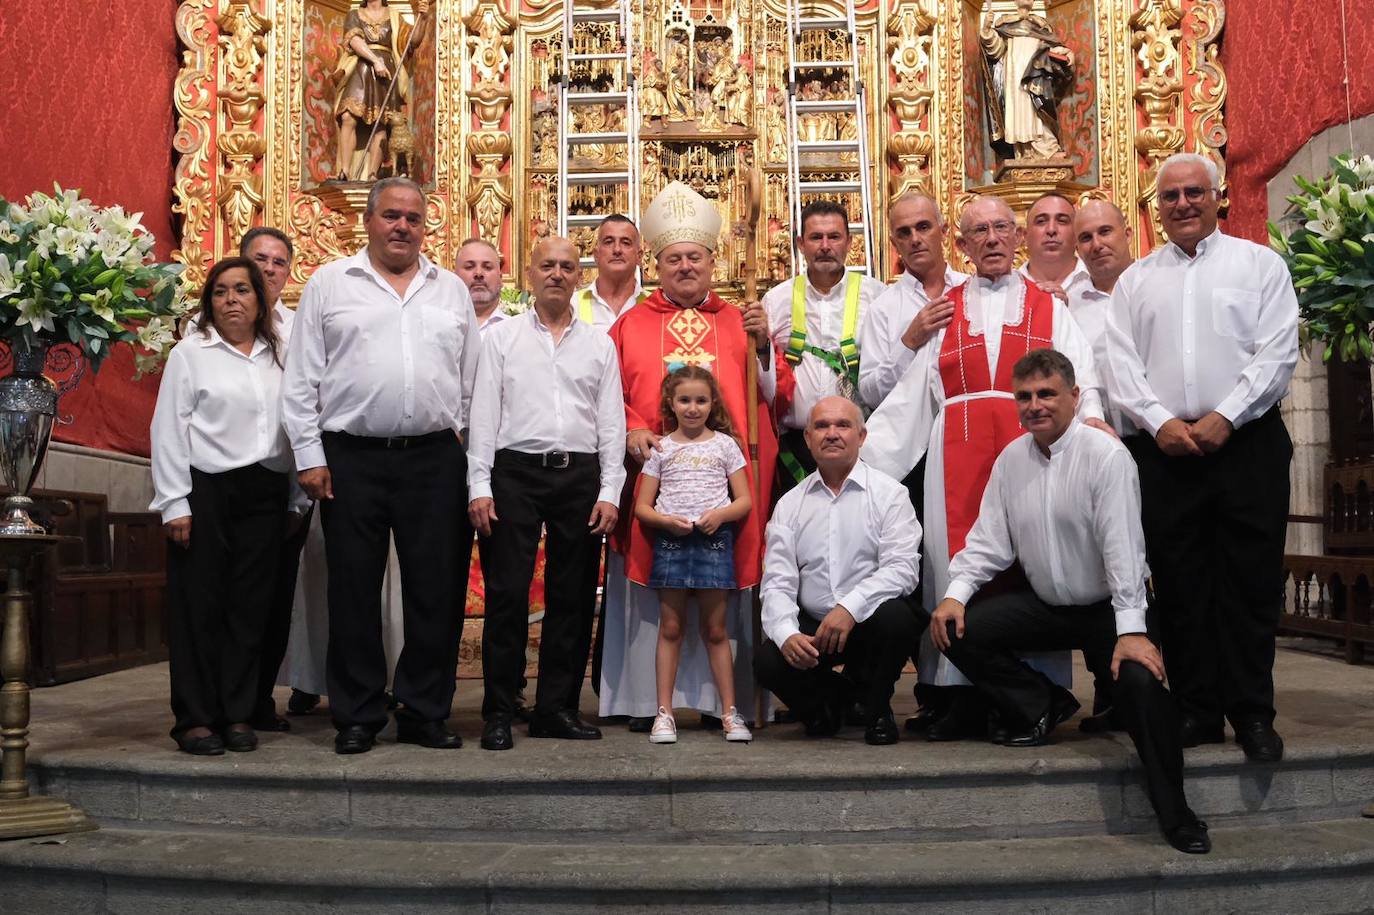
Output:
[0, 185, 192, 377]
[498, 285, 531, 316]
[1270, 153, 1374, 362]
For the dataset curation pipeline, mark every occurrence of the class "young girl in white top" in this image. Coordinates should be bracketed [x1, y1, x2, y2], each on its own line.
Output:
[635, 366, 753, 743]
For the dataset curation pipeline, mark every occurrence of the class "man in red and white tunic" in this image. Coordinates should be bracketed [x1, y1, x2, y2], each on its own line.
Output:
[862, 194, 1110, 722]
[599, 182, 795, 727]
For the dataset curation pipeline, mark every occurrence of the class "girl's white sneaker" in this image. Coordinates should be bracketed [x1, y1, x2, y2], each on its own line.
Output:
[649, 707, 677, 744]
[722, 706, 752, 742]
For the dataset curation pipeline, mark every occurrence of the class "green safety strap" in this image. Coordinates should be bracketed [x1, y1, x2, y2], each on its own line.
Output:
[785, 272, 863, 383]
[778, 441, 809, 484]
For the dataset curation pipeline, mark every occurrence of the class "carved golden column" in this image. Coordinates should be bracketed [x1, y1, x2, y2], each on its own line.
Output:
[172, 0, 218, 289]
[886, 1, 937, 202]
[1130, 0, 1185, 240]
[216, 2, 272, 251]
[464, 1, 515, 251]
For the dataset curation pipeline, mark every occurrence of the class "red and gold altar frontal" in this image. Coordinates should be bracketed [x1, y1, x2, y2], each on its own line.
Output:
[172, 0, 1227, 296]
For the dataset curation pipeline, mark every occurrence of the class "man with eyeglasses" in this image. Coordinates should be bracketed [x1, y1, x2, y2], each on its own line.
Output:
[861, 194, 1106, 742]
[1104, 152, 1298, 763]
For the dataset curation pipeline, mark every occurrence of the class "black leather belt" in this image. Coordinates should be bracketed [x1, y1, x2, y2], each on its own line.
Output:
[496, 448, 596, 470]
[325, 430, 454, 450]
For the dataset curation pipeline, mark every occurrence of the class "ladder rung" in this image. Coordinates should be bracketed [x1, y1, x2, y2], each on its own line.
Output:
[568, 132, 629, 144]
[793, 99, 859, 113]
[797, 140, 861, 152]
[795, 16, 849, 31]
[566, 91, 629, 105]
[571, 9, 622, 23]
[579, 256, 598, 267]
[567, 171, 630, 184]
[799, 180, 861, 194]
[793, 60, 854, 70]
[568, 53, 627, 62]
[567, 214, 613, 228]
[848, 223, 864, 233]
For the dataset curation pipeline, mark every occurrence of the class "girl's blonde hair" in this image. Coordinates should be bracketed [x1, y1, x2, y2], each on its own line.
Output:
[658, 365, 738, 439]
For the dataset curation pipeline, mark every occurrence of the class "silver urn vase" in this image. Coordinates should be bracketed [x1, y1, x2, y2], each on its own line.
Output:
[0, 342, 58, 535]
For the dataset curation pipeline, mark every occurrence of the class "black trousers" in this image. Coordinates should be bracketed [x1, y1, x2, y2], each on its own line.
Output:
[478, 451, 602, 720]
[753, 596, 923, 721]
[254, 502, 314, 721]
[320, 431, 472, 730]
[166, 464, 287, 737]
[934, 591, 1190, 831]
[1127, 407, 1292, 729]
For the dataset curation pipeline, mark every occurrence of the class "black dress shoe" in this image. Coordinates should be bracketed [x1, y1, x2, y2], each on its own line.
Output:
[1164, 818, 1211, 854]
[1178, 715, 1226, 748]
[1235, 720, 1284, 762]
[396, 719, 463, 749]
[1078, 705, 1125, 734]
[175, 731, 226, 756]
[628, 716, 654, 733]
[224, 725, 258, 753]
[987, 709, 1011, 746]
[802, 691, 847, 737]
[335, 725, 376, 755]
[1004, 688, 1081, 748]
[903, 707, 939, 734]
[481, 716, 514, 751]
[864, 709, 899, 746]
[845, 702, 869, 728]
[287, 689, 320, 715]
[926, 705, 987, 742]
[250, 713, 291, 733]
[529, 709, 602, 740]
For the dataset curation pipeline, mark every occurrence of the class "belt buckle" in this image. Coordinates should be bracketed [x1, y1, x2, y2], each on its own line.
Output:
[547, 450, 570, 470]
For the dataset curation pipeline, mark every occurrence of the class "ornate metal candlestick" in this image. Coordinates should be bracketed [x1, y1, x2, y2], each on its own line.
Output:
[0, 534, 95, 838]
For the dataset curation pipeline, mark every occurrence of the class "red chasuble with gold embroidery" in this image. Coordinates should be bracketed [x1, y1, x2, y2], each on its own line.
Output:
[609, 289, 794, 588]
[938, 279, 1055, 559]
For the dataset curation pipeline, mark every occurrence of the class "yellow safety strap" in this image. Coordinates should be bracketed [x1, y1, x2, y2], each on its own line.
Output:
[786, 272, 862, 375]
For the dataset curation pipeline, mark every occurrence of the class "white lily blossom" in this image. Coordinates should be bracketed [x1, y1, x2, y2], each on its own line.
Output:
[16, 298, 55, 334]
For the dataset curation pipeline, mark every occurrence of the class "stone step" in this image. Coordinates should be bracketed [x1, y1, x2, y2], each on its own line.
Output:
[3, 817, 1373, 913]
[30, 729, 1374, 841]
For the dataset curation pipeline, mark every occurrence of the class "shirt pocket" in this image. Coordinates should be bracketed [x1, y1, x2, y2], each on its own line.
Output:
[1210, 287, 1254, 342]
[421, 304, 462, 352]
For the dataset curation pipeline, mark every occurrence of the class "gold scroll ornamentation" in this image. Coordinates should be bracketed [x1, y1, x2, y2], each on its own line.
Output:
[172, 0, 217, 289]
[886, 0, 937, 201]
[215, 2, 272, 250]
[1185, 0, 1228, 199]
[1130, 0, 1185, 243]
[465, 0, 515, 248]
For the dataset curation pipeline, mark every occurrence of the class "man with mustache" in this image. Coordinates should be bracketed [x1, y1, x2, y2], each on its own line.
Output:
[862, 194, 1105, 741]
[762, 200, 886, 489]
[929, 348, 1209, 854]
[598, 181, 794, 730]
[857, 193, 967, 410]
[283, 177, 481, 755]
[1020, 192, 1090, 304]
[455, 238, 505, 330]
[1105, 152, 1298, 763]
[467, 236, 625, 751]
[574, 215, 649, 330]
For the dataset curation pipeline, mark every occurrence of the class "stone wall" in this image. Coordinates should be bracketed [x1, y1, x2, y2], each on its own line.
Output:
[1270, 114, 1374, 555]
[32, 442, 155, 515]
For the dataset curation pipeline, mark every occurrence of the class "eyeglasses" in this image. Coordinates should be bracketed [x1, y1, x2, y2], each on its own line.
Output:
[963, 220, 1017, 241]
[1158, 186, 1213, 205]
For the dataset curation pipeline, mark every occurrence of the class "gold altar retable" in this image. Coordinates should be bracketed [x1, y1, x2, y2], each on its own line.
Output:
[171, 0, 1227, 297]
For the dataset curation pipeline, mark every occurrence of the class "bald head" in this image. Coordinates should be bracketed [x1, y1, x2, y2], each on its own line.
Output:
[957, 195, 1020, 279]
[1073, 199, 1133, 291]
[526, 236, 582, 312]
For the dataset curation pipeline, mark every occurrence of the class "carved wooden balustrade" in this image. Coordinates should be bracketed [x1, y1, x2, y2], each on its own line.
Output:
[1282, 460, 1374, 663]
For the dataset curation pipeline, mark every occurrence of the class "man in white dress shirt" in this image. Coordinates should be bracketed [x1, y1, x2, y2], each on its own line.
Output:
[862, 194, 1105, 741]
[467, 236, 625, 751]
[573, 215, 647, 330]
[239, 227, 308, 732]
[455, 238, 505, 330]
[283, 177, 481, 755]
[756, 397, 923, 745]
[857, 194, 968, 410]
[763, 200, 886, 489]
[1019, 192, 1091, 304]
[1105, 152, 1298, 763]
[929, 348, 1208, 855]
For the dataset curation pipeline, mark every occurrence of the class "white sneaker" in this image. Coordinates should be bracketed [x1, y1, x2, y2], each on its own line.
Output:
[722, 706, 752, 742]
[649, 707, 677, 744]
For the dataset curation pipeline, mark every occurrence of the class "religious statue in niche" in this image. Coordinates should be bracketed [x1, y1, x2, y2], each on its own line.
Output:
[665, 39, 696, 122]
[641, 58, 670, 121]
[332, 0, 430, 181]
[724, 66, 752, 128]
[978, 0, 1074, 161]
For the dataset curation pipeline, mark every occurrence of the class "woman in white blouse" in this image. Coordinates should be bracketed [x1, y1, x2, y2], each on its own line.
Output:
[151, 257, 304, 755]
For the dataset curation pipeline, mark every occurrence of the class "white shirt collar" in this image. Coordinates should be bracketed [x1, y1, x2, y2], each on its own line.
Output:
[974, 271, 1019, 292]
[197, 323, 270, 360]
[344, 248, 439, 288]
[1033, 419, 1081, 463]
[1166, 227, 1223, 262]
[527, 303, 582, 338]
[803, 458, 870, 497]
[588, 276, 644, 306]
[1021, 257, 1089, 290]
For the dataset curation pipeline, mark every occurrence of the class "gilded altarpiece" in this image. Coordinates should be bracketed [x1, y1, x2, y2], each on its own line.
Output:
[173, 0, 1228, 295]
